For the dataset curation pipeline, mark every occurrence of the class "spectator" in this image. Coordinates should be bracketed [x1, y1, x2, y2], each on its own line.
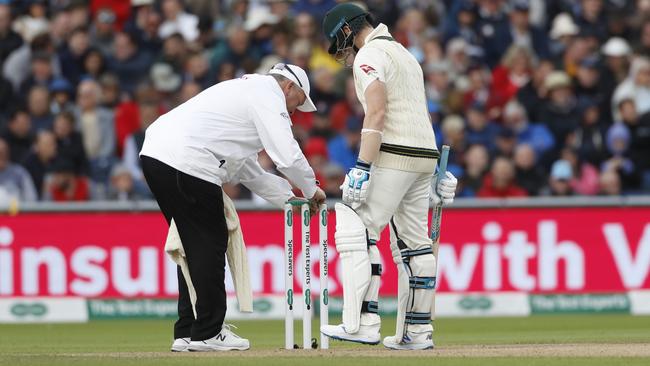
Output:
[52, 111, 88, 175]
[443, 1, 482, 58]
[441, 114, 466, 156]
[514, 143, 546, 195]
[0, 3, 23, 65]
[12, 0, 49, 44]
[27, 85, 53, 131]
[601, 37, 632, 88]
[210, 25, 259, 75]
[463, 144, 490, 196]
[122, 99, 158, 199]
[58, 26, 90, 86]
[445, 38, 472, 85]
[574, 0, 608, 42]
[598, 169, 622, 195]
[462, 65, 491, 108]
[107, 31, 152, 94]
[517, 58, 554, 122]
[574, 56, 609, 120]
[49, 77, 75, 114]
[21, 130, 57, 197]
[494, 127, 517, 158]
[310, 106, 335, 141]
[0, 137, 37, 202]
[603, 122, 639, 192]
[329, 75, 363, 132]
[569, 98, 607, 166]
[184, 51, 211, 89]
[549, 13, 579, 59]
[177, 80, 200, 105]
[636, 20, 650, 57]
[503, 100, 555, 157]
[245, 7, 279, 58]
[327, 117, 360, 171]
[310, 67, 338, 113]
[126, 0, 162, 56]
[99, 73, 121, 109]
[629, 110, 650, 177]
[543, 159, 575, 196]
[303, 137, 328, 178]
[424, 61, 452, 110]
[82, 48, 107, 80]
[159, 0, 199, 42]
[477, 156, 528, 198]
[321, 162, 345, 197]
[465, 102, 499, 151]
[3, 33, 59, 93]
[487, 44, 533, 120]
[18, 51, 53, 98]
[505, 0, 550, 59]
[476, 0, 511, 67]
[1, 109, 33, 164]
[539, 71, 580, 150]
[74, 79, 115, 186]
[561, 147, 600, 195]
[89, 8, 116, 56]
[107, 163, 140, 201]
[612, 57, 650, 118]
[43, 157, 90, 202]
[0, 74, 14, 119]
[159, 33, 187, 72]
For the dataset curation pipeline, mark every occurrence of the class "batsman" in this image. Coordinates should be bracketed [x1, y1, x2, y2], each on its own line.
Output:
[320, 4, 457, 350]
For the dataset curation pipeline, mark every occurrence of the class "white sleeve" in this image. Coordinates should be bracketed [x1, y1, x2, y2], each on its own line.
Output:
[353, 47, 389, 95]
[238, 156, 293, 208]
[248, 90, 317, 199]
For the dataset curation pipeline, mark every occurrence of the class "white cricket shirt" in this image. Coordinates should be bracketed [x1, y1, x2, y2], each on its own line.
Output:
[140, 74, 317, 205]
[352, 23, 438, 173]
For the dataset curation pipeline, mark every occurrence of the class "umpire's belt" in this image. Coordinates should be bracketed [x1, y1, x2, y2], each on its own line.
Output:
[379, 143, 440, 159]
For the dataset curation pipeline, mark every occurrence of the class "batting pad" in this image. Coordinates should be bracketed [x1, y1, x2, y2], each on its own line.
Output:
[334, 203, 371, 333]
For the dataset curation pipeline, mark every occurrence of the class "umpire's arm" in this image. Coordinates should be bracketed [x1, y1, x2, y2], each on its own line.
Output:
[238, 156, 293, 208]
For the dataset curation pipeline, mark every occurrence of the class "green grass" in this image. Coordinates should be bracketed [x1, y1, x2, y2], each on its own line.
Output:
[0, 315, 648, 366]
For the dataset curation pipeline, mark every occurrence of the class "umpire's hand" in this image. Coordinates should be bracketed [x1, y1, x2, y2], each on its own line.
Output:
[309, 187, 326, 216]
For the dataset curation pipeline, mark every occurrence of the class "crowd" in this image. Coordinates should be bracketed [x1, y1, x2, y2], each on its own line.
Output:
[0, 0, 649, 204]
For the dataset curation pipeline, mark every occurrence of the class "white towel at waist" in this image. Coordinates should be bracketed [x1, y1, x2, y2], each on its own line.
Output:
[164, 191, 253, 317]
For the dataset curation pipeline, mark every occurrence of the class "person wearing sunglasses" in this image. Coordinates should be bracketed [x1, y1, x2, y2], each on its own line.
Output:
[320, 3, 458, 350]
[139, 62, 324, 352]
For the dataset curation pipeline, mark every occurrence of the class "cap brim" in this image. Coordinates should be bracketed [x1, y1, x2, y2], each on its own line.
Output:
[297, 95, 317, 112]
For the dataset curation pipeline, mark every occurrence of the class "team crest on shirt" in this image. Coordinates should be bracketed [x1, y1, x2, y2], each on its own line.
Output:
[359, 64, 376, 75]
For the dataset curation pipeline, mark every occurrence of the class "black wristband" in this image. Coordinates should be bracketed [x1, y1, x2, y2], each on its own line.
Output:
[355, 159, 371, 171]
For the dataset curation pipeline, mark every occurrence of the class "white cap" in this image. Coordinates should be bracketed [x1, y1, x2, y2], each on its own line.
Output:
[268, 63, 317, 112]
[602, 37, 631, 57]
[150, 63, 181, 92]
[550, 13, 579, 39]
[131, 0, 154, 6]
[244, 7, 279, 32]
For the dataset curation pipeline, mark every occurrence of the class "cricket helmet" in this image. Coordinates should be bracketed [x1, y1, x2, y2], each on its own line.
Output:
[322, 3, 371, 55]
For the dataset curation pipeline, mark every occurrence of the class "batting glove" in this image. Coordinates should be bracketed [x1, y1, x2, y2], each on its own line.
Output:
[340, 159, 371, 203]
[431, 171, 457, 206]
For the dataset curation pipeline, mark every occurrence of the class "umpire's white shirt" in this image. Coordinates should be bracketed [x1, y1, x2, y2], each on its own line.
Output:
[140, 74, 317, 207]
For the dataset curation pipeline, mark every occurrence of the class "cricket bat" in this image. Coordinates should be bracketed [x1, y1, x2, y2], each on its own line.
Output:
[430, 145, 450, 321]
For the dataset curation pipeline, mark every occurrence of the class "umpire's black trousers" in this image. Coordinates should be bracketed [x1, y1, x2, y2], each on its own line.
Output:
[141, 155, 228, 341]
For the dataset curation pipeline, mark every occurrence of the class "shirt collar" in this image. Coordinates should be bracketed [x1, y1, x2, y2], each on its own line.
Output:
[363, 23, 391, 46]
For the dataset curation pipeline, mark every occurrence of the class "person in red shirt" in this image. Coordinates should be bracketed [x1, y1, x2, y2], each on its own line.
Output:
[486, 45, 534, 121]
[478, 156, 528, 198]
[44, 158, 90, 202]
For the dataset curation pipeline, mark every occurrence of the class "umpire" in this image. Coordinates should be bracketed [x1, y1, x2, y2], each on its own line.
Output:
[140, 63, 326, 352]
